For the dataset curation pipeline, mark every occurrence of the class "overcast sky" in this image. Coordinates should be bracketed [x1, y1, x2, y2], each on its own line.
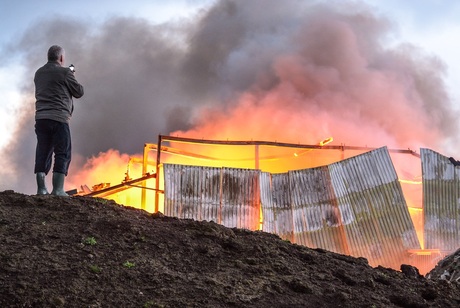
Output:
[1, 0, 460, 193]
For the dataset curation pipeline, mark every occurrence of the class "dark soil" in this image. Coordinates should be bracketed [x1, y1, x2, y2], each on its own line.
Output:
[1, 190, 459, 307]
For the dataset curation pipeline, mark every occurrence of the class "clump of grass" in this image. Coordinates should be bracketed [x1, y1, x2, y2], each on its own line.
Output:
[84, 237, 97, 246]
[143, 301, 164, 308]
[89, 265, 101, 273]
[123, 261, 135, 268]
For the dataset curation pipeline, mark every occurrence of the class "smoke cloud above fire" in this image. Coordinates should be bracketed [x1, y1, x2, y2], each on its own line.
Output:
[1, 0, 458, 194]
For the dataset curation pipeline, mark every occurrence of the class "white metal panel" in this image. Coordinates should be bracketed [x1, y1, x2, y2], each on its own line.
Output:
[163, 164, 260, 230]
[289, 166, 346, 254]
[220, 167, 260, 230]
[329, 147, 420, 268]
[163, 164, 221, 222]
[260, 172, 275, 233]
[270, 173, 294, 242]
[164, 147, 421, 270]
[421, 148, 460, 250]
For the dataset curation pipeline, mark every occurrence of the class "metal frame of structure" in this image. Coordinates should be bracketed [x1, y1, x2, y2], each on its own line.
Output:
[144, 135, 419, 212]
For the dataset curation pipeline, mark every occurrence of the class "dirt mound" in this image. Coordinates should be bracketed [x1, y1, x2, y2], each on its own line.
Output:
[0, 190, 459, 307]
[427, 249, 460, 283]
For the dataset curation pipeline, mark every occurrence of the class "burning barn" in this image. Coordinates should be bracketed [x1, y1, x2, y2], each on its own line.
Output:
[77, 135, 460, 275]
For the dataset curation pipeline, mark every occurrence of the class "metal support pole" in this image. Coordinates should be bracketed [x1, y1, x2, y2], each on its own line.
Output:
[255, 144, 259, 170]
[154, 135, 162, 213]
[141, 143, 149, 210]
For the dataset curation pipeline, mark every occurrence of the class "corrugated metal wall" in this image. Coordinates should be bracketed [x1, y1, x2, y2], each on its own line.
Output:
[163, 164, 221, 222]
[164, 147, 421, 269]
[259, 172, 276, 234]
[163, 164, 260, 230]
[289, 166, 347, 255]
[421, 148, 460, 251]
[267, 173, 294, 241]
[264, 147, 419, 268]
[328, 147, 420, 267]
[220, 167, 260, 229]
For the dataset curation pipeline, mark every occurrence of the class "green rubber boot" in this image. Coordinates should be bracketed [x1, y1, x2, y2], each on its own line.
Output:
[51, 172, 68, 196]
[36, 172, 49, 195]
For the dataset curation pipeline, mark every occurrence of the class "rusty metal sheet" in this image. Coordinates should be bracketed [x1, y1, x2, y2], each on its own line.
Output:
[163, 164, 260, 230]
[163, 164, 221, 222]
[289, 166, 347, 255]
[421, 148, 460, 251]
[270, 173, 294, 242]
[220, 167, 260, 230]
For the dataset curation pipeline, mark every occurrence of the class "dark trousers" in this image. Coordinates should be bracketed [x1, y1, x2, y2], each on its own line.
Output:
[34, 119, 71, 176]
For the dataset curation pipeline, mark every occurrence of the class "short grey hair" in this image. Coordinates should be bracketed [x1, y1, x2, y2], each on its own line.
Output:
[47, 45, 64, 61]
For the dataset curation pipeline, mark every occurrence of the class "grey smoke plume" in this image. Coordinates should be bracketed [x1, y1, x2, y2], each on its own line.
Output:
[1, 0, 458, 194]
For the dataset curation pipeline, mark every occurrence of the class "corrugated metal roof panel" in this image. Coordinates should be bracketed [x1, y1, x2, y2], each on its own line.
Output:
[289, 166, 347, 255]
[163, 164, 221, 222]
[421, 148, 460, 250]
[270, 173, 294, 242]
[259, 147, 419, 268]
[163, 164, 260, 230]
[329, 147, 420, 268]
[220, 167, 260, 230]
[260, 172, 276, 233]
[163, 147, 421, 269]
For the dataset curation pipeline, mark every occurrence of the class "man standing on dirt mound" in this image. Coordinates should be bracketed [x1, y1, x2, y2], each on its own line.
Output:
[34, 45, 84, 196]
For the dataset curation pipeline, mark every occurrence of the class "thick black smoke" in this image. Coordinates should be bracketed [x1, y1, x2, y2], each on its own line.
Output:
[0, 0, 457, 194]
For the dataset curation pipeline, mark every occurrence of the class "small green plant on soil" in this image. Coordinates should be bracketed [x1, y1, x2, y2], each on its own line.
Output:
[123, 261, 135, 268]
[143, 300, 164, 308]
[84, 237, 97, 246]
[89, 265, 101, 273]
